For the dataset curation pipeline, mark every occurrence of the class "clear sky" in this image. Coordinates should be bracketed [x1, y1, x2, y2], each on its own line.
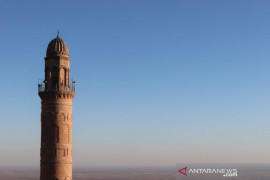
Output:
[0, 0, 270, 169]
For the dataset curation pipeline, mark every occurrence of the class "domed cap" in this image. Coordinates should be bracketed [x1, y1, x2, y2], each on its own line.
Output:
[46, 32, 69, 57]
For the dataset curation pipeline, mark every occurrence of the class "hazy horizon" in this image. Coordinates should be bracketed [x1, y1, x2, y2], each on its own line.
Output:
[0, 164, 270, 180]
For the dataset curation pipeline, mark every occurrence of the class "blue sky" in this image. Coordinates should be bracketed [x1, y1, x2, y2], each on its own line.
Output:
[0, 0, 270, 168]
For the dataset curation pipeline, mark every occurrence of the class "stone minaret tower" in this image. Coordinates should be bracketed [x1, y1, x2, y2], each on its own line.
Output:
[38, 33, 76, 180]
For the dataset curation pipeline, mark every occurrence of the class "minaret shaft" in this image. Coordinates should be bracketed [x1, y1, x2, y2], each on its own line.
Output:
[39, 35, 75, 180]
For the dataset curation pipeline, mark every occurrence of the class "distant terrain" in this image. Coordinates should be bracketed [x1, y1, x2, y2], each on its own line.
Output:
[0, 165, 269, 180]
[0, 168, 176, 180]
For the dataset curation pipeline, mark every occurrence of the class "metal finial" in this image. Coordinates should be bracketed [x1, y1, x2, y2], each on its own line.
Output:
[57, 30, 60, 38]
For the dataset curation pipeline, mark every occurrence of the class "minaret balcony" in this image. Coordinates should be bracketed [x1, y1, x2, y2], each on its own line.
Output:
[38, 81, 76, 93]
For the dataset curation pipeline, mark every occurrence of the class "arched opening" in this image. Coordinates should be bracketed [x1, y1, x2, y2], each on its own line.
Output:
[60, 67, 65, 89]
[64, 68, 67, 87]
[51, 67, 59, 90]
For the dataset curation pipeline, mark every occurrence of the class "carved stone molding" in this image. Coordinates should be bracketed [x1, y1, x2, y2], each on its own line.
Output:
[40, 160, 72, 165]
[39, 91, 75, 100]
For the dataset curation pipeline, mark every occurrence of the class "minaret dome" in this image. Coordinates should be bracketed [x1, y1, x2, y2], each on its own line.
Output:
[46, 33, 69, 57]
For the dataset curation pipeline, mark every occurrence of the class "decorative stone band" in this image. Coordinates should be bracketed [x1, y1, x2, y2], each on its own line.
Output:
[41, 147, 72, 155]
[40, 160, 72, 165]
[44, 56, 70, 61]
[39, 91, 75, 100]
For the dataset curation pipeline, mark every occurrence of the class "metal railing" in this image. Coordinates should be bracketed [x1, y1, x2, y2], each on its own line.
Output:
[38, 84, 45, 92]
[38, 80, 76, 93]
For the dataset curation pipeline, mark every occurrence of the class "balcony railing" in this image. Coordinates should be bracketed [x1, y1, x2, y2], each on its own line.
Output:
[38, 81, 76, 93]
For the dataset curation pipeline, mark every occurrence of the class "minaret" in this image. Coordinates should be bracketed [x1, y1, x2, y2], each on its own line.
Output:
[38, 33, 76, 180]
